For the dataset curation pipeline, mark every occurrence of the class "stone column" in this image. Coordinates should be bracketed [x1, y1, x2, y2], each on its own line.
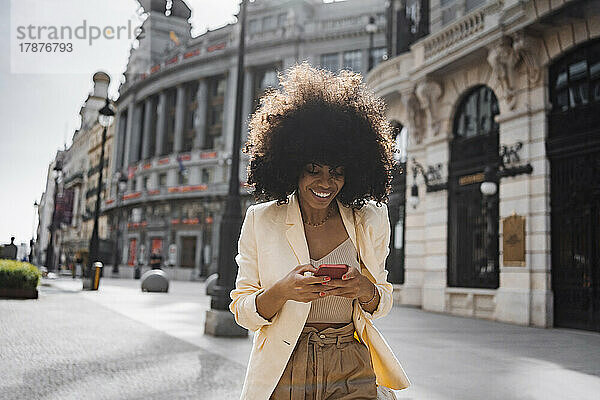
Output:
[194, 79, 208, 149]
[129, 103, 143, 165]
[141, 98, 153, 160]
[110, 111, 124, 178]
[155, 91, 167, 157]
[222, 65, 238, 152]
[173, 84, 186, 153]
[122, 102, 135, 170]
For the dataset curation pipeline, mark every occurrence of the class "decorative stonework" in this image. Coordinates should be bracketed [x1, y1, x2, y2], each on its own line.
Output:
[422, 0, 503, 61]
[403, 91, 425, 144]
[416, 80, 443, 136]
[512, 31, 541, 85]
[487, 36, 518, 109]
[487, 32, 543, 109]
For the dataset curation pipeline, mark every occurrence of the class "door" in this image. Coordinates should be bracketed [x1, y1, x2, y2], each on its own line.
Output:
[448, 85, 500, 289]
[181, 236, 197, 268]
[548, 39, 600, 332]
[127, 238, 137, 266]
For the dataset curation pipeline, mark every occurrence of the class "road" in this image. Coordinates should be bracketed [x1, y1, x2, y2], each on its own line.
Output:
[1, 277, 599, 399]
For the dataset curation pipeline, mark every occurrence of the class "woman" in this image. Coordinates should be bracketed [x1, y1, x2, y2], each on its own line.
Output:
[230, 64, 410, 399]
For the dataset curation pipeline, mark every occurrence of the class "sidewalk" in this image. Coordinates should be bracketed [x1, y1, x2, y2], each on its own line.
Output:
[1, 277, 599, 399]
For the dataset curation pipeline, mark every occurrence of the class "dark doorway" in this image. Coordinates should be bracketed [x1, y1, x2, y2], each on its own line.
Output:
[387, 121, 406, 284]
[181, 236, 197, 268]
[548, 39, 600, 332]
[448, 86, 500, 289]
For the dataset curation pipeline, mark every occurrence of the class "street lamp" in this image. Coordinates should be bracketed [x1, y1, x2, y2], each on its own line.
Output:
[45, 159, 62, 271]
[86, 97, 114, 290]
[112, 171, 128, 275]
[366, 16, 377, 71]
[205, 0, 248, 337]
[29, 200, 38, 264]
[478, 142, 533, 273]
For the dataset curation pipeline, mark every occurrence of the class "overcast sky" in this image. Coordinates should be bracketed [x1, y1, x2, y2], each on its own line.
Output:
[0, 0, 246, 247]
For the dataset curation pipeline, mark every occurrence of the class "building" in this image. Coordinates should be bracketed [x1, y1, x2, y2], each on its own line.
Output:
[59, 72, 115, 271]
[366, 0, 600, 332]
[36, 150, 65, 270]
[36, 73, 115, 273]
[107, 0, 390, 280]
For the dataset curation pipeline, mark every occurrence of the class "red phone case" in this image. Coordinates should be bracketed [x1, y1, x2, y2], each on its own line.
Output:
[315, 264, 349, 279]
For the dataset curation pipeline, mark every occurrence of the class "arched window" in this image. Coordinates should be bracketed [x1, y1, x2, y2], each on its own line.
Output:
[454, 86, 499, 139]
[548, 39, 600, 142]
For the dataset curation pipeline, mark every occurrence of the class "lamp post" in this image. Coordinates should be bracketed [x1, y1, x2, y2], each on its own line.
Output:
[45, 160, 62, 271]
[86, 97, 114, 290]
[480, 165, 499, 273]
[205, 0, 248, 337]
[30, 200, 38, 264]
[366, 16, 377, 71]
[112, 172, 128, 275]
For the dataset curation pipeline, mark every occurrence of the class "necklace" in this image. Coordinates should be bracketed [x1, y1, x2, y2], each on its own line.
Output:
[303, 206, 333, 228]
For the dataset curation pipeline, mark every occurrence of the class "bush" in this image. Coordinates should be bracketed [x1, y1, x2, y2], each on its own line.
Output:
[0, 260, 41, 289]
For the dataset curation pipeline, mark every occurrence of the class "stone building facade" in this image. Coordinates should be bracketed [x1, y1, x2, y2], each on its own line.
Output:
[367, 0, 600, 332]
[47, 72, 115, 272]
[107, 0, 390, 280]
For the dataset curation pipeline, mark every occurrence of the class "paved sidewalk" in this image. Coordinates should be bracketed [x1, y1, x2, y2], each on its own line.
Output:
[1, 277, 599, 399]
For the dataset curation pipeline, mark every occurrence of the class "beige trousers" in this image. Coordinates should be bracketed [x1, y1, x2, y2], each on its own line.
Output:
[270, 322, 377, 400]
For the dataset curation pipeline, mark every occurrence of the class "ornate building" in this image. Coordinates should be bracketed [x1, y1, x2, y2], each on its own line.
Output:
[107, 0, 390, 280]
[367, 0, 600, 332]
[43, 73, 116, 272]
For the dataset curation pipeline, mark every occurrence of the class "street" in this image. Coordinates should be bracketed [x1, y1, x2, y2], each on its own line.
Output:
[1, 277, 599, 400]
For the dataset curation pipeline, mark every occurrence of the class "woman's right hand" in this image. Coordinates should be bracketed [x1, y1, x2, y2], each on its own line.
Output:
[276, 264, 332, 303]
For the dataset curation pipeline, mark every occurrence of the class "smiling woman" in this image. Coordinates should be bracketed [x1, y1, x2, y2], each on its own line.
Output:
[230, 63, 410, 399]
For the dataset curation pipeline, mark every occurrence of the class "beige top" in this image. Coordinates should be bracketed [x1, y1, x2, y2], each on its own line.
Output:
[306, 237, 359, 323]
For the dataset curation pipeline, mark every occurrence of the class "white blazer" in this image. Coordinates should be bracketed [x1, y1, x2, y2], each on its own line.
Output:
[230, 193, 410, 399]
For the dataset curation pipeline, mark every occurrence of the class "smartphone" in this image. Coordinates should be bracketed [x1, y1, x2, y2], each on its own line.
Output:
[314, 264, 349, 280]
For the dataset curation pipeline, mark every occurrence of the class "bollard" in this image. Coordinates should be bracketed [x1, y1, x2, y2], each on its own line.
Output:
[92, 262, 103, 290]
[140, 269, 169, 292]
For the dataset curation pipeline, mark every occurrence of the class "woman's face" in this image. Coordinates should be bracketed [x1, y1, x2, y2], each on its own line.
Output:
[297, 163, 345, 211]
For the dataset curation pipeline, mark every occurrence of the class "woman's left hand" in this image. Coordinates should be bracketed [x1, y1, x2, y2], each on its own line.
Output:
[321, 266, 374, 301]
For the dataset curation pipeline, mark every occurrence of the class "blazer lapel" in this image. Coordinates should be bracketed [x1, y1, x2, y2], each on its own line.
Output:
[336, 198, 358, 252]
[285, 192, 310, 266]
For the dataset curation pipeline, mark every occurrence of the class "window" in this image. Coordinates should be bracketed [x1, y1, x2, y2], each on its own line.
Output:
[201, 167, 214, 184]
[159, 173, 167, 187]
[342, 50, 362, 72]
[205, 75, 226, 150]
[143, 176, 149, 191]
[253, 65, 279, 110]
[249, 19, 260, 34]
[465, 0, 485, 13]
[147, 95, 158, 158]
[440, 0, 458, 26]
[178, 171, 189, 185]
[162, 88, 177, 155]
[320, 53, 339, 72]
[135, 101, 145, 162]
[454, 86, 499, 139]
[182, 81, 199, 152]
[370, 48, 387, 69]
[263, 15, 276, 30]
[277, 13, 287, 27]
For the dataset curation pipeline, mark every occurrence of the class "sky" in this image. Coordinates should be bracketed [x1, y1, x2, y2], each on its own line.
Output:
[0, 0, 244, 246]
[0, 0, 347, 248]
